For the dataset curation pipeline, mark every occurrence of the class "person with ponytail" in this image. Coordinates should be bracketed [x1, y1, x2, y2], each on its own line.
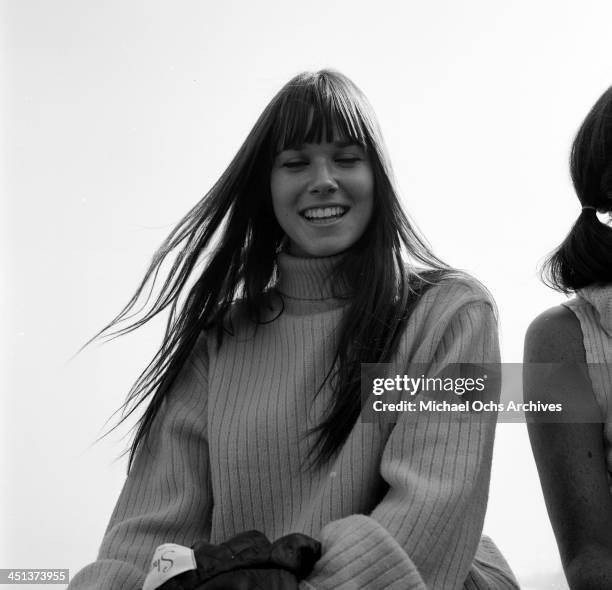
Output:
[525, 85, 612, 589]
[69, 70, 517, 590]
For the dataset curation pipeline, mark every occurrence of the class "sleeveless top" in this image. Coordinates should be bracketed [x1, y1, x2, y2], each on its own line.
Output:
[563, 285, 612, 473]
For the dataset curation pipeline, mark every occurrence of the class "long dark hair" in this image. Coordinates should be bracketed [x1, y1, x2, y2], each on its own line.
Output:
[543, 85, 612, 292]
[94, 70, 451, 469]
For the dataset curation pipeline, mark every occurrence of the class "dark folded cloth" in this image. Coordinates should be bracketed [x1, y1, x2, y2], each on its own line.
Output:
[180, 568, 300, 590]
[156, 530, 321, 590]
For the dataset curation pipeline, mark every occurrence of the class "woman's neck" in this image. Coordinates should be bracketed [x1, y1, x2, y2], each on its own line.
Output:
[275, 251, 352, 315]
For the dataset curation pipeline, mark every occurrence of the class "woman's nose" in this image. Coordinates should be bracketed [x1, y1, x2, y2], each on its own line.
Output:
[308, 161, 338, 195]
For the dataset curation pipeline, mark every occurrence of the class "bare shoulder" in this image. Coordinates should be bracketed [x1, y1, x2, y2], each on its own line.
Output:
[524, 305, 586, 363]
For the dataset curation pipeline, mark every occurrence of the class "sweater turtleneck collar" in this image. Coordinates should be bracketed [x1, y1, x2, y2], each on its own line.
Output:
[578, 284, 612, 338]
[275, 251, 352, 313]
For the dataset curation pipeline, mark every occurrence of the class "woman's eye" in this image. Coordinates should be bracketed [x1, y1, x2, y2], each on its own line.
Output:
[283, 160, 307, 169]
[336, 157, 360, 165]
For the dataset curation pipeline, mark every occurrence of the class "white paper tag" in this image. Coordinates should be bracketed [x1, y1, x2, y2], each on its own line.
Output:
[142, 543, 197, 590]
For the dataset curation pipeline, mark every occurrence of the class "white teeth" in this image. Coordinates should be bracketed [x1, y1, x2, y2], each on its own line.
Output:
[303, 206, 347, 220]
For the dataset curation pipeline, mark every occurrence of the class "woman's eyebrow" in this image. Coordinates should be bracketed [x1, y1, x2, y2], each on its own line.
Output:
[274, 145, 301, 155]
[274, 140, 363, 156]
[333, 139, 362, 148]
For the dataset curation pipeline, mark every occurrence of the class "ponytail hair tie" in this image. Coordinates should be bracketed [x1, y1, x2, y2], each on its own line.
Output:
[582, 205, 597, 211]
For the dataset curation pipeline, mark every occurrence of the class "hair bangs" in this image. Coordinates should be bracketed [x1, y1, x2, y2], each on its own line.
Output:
[270, 73, 370, 156]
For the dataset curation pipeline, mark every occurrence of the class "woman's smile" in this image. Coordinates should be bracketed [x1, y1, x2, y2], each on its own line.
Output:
[300, 205, 349, 223]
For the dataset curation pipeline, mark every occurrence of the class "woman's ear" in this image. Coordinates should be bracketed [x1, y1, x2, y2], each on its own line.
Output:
[276, 234, 289, 253]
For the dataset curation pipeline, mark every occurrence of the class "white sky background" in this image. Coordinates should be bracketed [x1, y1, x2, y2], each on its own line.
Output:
[3, 1, 612, 588]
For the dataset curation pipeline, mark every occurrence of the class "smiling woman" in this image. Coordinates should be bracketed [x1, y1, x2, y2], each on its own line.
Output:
[271, 140, 374, 257]
[68, 70, 519, 590]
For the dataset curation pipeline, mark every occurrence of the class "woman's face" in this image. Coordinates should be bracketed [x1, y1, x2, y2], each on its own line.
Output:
[270, 140, 374, 257]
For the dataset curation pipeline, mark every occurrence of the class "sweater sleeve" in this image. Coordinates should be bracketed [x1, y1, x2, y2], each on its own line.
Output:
[69, 334, 213, 590]
[300, 289, 501, 590]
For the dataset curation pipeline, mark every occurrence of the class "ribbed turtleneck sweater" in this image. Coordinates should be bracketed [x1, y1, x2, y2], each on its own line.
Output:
[69, 253, 517, 590]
